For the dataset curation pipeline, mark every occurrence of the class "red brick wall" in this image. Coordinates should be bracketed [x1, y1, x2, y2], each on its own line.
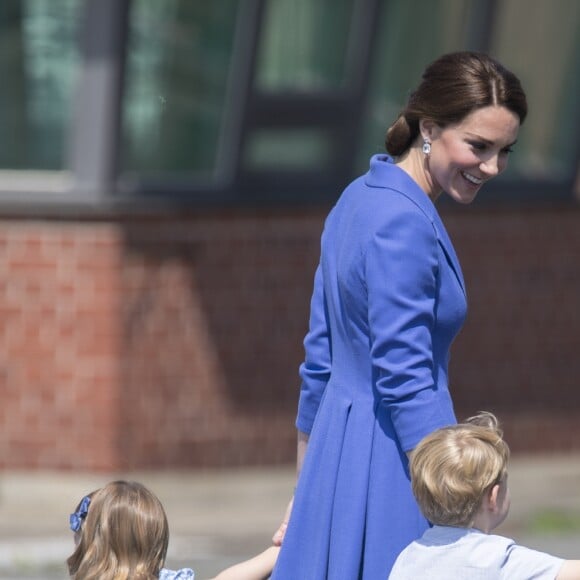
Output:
[0, 204, 579, 470]
[446, 205, 580, 451]
[117, 212, 320, 469]
[0, 223, 123, 470]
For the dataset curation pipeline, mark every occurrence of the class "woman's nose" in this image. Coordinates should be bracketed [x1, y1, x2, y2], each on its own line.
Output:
[480, 155, 501, 177]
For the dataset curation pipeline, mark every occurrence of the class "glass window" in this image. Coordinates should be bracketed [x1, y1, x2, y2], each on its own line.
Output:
[490, 0, 580, 182]
[121, 0, 238, 176]
[116, 0, 578, 200]
[244, 0, 357, 176]
[0, 0, 80, 170]
[255, 0, 354, 92]
[358, 0, 580, 191]
[244, 128, 336, 171]
[358, 0, 474, 171]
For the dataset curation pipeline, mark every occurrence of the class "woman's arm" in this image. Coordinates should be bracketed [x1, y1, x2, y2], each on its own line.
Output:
[272, 260, 330, 546]
[272, 430, 309, 545]
[367, 204, 456, 452]
[295, 263, 332, 435]
[209, 546, 280, 580]
[296, 429, 309, 476]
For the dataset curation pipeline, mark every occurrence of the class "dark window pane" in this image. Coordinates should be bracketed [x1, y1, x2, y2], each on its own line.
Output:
[245, 128, 335, 171]
[255, 0, 354, 92]
[490, 0, 580, 182]
[358, 0, 469, 171]
[121, 0, 237, 175]
[359, 0, 580, 192]
[0, 0, 80, 170]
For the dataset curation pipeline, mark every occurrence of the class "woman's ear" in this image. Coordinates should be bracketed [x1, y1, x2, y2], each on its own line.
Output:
[419, 119, 439, 142]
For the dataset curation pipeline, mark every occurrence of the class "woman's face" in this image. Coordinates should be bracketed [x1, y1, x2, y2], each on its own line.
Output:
[423, 105, 520, 203]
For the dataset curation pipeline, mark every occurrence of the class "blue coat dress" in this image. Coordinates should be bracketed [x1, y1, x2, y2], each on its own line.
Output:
[272, 155, 468, 579]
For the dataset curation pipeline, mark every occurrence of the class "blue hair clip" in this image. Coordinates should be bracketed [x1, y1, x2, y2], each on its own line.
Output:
[69, 495, 91, 532]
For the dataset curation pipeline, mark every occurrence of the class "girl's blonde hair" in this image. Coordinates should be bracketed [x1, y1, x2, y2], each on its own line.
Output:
[67, 480, 169, 580]
[410, 412, 510, 527]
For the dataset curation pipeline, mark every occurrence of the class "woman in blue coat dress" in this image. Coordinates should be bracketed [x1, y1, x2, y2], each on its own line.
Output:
[271, 52, 528, 579]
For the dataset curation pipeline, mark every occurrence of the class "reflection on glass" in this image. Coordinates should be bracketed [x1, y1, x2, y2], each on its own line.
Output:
[121, 0, 237, 175]
[245, 128, 335, 171]
[491, 0, 580, 181]
[256, 0, 354, 92]
[359, 0, 579, 186]
[0, 0, 80, 170]
[358, 0, 468, 172]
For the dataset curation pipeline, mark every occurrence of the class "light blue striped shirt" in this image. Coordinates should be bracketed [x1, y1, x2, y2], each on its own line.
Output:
[390, 526, 564, 579]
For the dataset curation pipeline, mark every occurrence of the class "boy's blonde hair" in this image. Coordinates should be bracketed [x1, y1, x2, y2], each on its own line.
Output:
[67, 480, 169, 580]
[410, 412, 510, 527]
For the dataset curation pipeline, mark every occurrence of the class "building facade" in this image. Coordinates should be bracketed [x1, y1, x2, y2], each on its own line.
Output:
[1, 0, 579, 470]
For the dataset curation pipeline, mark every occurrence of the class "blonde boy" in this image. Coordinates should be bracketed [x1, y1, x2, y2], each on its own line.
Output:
[389, 412, 580, 579]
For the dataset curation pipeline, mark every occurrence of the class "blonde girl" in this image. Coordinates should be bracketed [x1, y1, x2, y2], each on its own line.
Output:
[68, 480, 278, 580]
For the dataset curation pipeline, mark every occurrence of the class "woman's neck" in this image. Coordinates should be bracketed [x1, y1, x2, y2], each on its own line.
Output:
[394, 145, 441, 202]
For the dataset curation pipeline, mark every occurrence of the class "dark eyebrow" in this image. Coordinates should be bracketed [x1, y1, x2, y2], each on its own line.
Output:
[465, 133, 518, 148]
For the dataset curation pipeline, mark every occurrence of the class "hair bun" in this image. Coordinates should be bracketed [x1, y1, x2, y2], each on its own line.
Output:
[385, 115, 413, 157]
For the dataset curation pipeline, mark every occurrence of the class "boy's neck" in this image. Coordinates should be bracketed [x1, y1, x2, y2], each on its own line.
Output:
[471, 506, 497, 534]
[471, 523, 493, 534]
[471, 481, 508, 534]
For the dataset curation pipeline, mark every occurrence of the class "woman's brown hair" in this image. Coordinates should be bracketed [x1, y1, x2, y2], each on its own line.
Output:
[385, 51, 528, 156]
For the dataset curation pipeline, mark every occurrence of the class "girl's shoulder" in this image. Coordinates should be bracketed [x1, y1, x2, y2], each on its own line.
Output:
[159, 567, 195, 579]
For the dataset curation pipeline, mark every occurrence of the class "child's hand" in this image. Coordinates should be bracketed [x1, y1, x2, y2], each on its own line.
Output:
[210, 544, 280, 580]
[272, 496, 293, 546]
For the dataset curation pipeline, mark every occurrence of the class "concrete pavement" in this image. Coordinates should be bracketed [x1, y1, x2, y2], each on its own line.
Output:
[2, 455, 580, 578]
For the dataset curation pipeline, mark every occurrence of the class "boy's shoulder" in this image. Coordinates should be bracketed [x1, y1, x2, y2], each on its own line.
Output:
[420, 525, 511, 544]
[390, 526, 512, 579]
[418, 525, 520, 559]
[391, 526, 564, 580]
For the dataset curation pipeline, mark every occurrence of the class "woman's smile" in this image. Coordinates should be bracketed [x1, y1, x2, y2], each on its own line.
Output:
[461, 171, 484, 186]
[424, 105, 520, 203]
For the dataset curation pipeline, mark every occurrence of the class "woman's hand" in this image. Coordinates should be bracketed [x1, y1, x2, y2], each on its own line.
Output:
[272, 495, 294, 546]
[272, 431, 307, 545]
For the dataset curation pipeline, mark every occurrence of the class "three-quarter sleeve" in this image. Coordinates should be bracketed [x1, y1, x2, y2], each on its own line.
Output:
[296, 263, 332, 434]
[366, 202, 455, 451]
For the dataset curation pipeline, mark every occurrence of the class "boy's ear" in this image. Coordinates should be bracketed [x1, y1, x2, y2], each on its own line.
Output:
[487, 484, 501, 512]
